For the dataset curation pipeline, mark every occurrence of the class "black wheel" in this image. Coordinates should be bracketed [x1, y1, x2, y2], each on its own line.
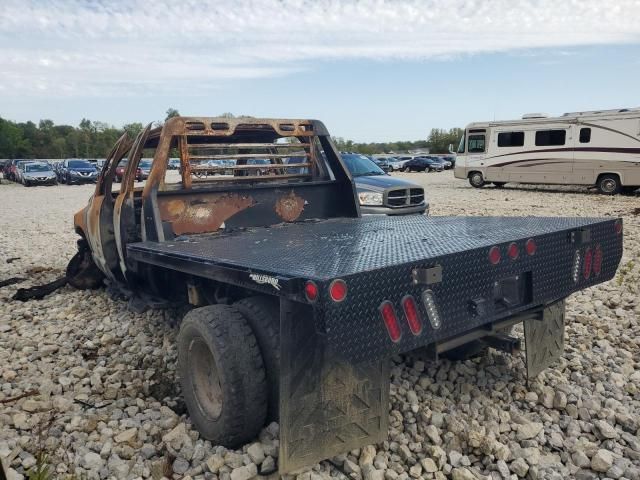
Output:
[234, 296, 280, 421]
[469, 171, 485, 188]
[404, 167, 410, 173]
[66, 248, 104, 289]
[597, 174, 621, 195]
[493, 182, 506, 188]
[178, 305, 267, 448]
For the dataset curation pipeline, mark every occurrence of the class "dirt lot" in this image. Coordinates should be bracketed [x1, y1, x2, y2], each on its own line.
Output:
[1, 172, 639, 480]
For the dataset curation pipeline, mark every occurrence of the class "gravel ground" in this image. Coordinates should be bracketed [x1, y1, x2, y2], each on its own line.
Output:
[0, 173, 639, 480]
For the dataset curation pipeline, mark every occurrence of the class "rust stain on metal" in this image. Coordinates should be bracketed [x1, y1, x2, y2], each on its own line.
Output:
[275, 191, 305, 222]
[159, 194, 256, 235]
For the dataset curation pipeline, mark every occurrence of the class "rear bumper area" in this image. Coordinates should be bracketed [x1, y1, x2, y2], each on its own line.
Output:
[316, 218, 622, 363]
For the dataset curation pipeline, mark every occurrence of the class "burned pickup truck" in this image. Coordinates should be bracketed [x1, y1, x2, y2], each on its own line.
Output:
[69, 117, 623, 473]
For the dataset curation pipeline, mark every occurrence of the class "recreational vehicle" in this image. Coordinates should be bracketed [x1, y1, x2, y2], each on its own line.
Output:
[454, 108, 640, 194]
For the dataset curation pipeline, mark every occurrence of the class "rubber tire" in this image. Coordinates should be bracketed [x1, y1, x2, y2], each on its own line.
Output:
[441, 326, 514, 361]
[469, 172, 485, 188]
[493, 182, 506, 188]
[66, 249, 104, 289]
[404, 167, 411, 172]
[597, 174, 621, 195]
[178, 305, 267, 448]
[234, 296, 280, 421]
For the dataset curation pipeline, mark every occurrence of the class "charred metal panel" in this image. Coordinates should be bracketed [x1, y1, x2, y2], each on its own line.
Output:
[524, 300, 565, 378]
[279, 300, 389, 473]
[157, 193, 256, 235]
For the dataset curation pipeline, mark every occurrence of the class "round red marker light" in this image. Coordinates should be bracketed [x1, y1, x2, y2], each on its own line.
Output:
[507, 242, 519, 260]
[304, 281, 319, 302]
[525, 238, 537, 256]
[489, 246, 501, 265]
[329, 279, 347, 302]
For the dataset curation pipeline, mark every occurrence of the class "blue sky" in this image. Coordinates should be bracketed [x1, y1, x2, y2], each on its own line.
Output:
[1, 0, 639, 142]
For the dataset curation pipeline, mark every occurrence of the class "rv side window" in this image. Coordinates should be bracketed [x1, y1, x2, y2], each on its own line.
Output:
[497, 131, 525, 147]
[535, 129, 566, 146]
[579, 128, 591, 143]
[468, 135, 485, 153]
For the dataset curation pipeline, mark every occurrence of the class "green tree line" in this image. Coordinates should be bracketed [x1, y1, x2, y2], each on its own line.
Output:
[0, 117, 145, 159]
[333, 127, 463, 155]
[0, 113, 462, 159]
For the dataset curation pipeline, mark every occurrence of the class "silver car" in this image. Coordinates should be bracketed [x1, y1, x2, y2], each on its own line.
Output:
[21, 161, 58, 186]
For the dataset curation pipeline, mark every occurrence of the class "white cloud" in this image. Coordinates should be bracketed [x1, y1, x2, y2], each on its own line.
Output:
[1, 0, 639, 97]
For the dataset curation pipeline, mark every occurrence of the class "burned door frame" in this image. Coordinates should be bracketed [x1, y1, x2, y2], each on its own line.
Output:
[85, 133, 133, 281]
[114, 124, 153, 282]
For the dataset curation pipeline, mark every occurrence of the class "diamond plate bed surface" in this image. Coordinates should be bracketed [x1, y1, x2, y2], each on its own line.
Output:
[129, 215, 608, 280]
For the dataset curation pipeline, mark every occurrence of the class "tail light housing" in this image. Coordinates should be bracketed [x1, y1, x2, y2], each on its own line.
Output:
[614, 219, 622, 235]
[507, 242, 519, 260]
[380, 301, 401, 342]
[572, 250, 582, 283]
[329, 279, 347, 302]
[401, 296, 422, 335]
[583, 248, 593, 280]
[304, 280, 319, 302]
[525, 238, 537, 256]
[593, 245, 603, 276]
[421, 290, 441, 329]
[489, 246, 501, 265]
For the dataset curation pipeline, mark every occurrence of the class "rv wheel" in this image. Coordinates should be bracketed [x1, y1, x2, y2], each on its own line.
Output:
[469, 172, 485, 188]
[597, 174, 621, 195]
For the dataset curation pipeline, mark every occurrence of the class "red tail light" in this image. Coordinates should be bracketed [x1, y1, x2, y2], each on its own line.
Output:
[525, 238, 537, 256]
[614, 219, 622, 235]
[489, 246, 501, 265]
[507, 242, 519, 260]
[304, 280, 319, 302]
[380, 301, 401, 342]
[583, 248, 593, 279]
[593, 245, 603, 276]
[401, 296, 422, 335]
[329, 279, 347, 302]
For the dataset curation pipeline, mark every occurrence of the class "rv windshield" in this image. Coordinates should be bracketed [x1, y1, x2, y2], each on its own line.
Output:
[457, 133, 465, 154]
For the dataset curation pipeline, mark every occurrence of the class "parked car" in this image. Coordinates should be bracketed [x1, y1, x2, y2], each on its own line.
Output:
[420, 156, 447, 171]
[138, 158, 152, 180]
[5, 159, 29, 182]
[14, 160, 36, 184]
[20, 161, 57, 186]
[168, 158, 181, 170]
[341, 153, 428, 215]
[371, 157, 392, 173]
[59, 159, 99, 184]
[403, 157, 443, 172]
[115, 158, 144, 182]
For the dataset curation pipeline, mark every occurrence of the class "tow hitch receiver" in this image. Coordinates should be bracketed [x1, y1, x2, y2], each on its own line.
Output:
[480, 332, 521, 354]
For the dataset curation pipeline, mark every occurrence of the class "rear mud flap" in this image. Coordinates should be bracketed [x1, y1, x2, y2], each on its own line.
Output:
[279, 300, 389, 474]
[524, 299, 565, 378]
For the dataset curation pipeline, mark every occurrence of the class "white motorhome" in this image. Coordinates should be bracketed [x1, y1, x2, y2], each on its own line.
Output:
[454, 108, 640, 194]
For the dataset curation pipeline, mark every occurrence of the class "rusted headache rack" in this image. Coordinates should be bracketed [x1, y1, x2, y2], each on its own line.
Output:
[175, 120, 319, 185]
